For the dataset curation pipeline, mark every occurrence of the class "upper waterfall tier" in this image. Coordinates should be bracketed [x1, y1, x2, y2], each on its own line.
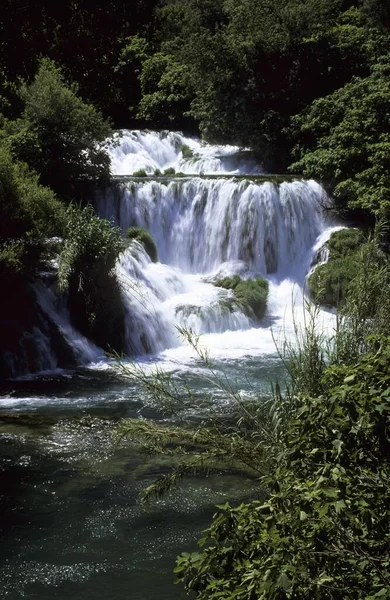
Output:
[107, 130, 261, 176]
[96, 179, 329, 279]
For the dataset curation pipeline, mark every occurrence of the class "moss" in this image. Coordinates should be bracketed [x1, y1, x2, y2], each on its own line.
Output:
[308, 228, 364, 308]
[214, 275, 241, 290]
[181, 144, 194, 159]
[126, 226, 158, 263]
[113, 174, 300, 185]
[214, 275, 269, 320]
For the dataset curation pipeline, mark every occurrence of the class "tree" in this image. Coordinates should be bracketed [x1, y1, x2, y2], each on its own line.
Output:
[1, 59, 113, 200]
[290, 57, 390, 220]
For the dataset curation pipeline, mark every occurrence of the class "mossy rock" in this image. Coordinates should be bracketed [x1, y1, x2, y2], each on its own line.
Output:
[126, 226, 158, 263]
[308, 257, 359, 308]
[181, 144, 194, 159]
[308, 228, 364, 308]
[214, 275, 269, 320]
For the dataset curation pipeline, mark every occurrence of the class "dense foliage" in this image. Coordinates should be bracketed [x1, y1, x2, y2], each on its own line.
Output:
[308, 228, 364, 307]
[0, 146, 64, 277]
[2, 0, 390, 219]
[0, 57, 126, 362]
[175, 338, 390, 599]
[290, 56, 390, 219]
[1, 59, 112, 200]
[59, 205, 125, 352]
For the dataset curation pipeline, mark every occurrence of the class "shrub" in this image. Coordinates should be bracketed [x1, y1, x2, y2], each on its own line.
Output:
[308, 228, 364, 308]
[214, 275, 241, 290]
[126, 226, 158, 263]
[132, 169, 148, 177]
[1, 58, 112, 199]
[163, 167, 176, 176]
[181, 144, 193, 159]
[308, 256, 359, 307]
[327, 227, 364, 257]
[215, 275, 269, 320]
[175, 338, 390, 600]
[0, 146, 64, 255]
[59, 205, 126, 352]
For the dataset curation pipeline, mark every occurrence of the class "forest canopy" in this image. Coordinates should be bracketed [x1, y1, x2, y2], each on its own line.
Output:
[2, 0, 389, 219]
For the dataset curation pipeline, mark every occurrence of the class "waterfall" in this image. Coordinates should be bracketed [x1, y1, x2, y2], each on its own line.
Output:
[33, 281, 103, 364]
[108, 130, 261, 175]
[94, 130, 338, 357]
[116, 242, 253, 355]
[97, 178, 328, 279]
[2, 130, 338, 378]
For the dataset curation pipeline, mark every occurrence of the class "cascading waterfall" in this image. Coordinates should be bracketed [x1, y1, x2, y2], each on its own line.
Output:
[4, 130, 338, 377]
[94, 130, 339, 358]
[109, 130, 261, 175]
[117, 241, 253, 355]
[97, 178, 328, 278]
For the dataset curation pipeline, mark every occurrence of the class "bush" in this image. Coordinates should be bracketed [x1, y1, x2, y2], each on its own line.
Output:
[181, 144, 193, 159]
[132, 169, 148, 177]
[0, 146, 63, 239]
[308, 256, 359, 307]
[59, 205, 126, 352]
[175, 338, 390, 600]
[308, 228, 364, 308]
[327, 227, 364, 257]
[215, 275, 269, 320]
[163, 167, 176, 176]
[126, 226, 158, 263]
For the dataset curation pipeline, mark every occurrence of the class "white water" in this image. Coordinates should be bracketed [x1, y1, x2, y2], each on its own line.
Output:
[109, 130, 261, 175]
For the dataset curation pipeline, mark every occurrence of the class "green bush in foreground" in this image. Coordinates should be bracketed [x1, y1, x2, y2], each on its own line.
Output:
[126, 226, 158, 263]
[175, 337, 390, 600]
[215, 275, 269, 320]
